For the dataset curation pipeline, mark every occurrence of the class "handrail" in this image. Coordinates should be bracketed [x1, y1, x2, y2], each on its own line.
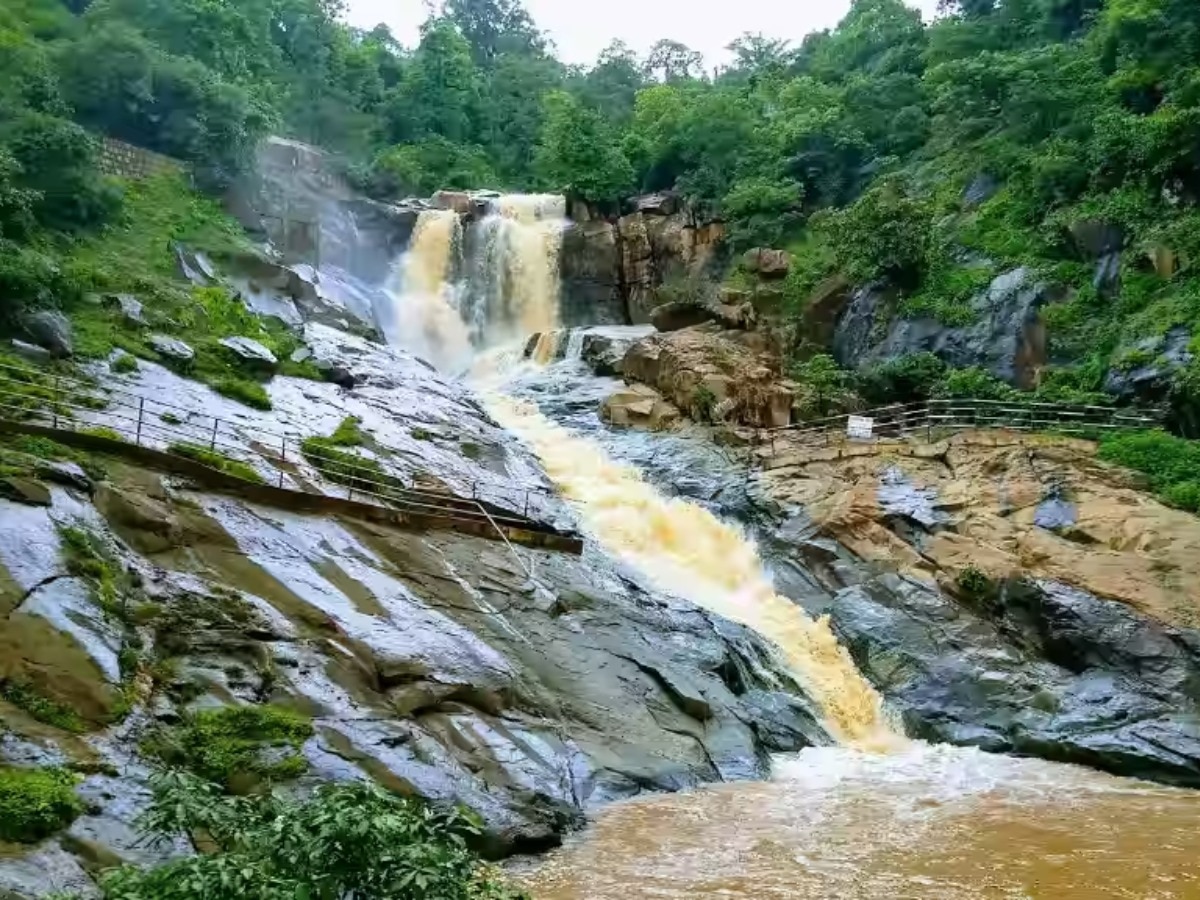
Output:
[0, 364, 572, 564]
[752, 398, 1164, 460]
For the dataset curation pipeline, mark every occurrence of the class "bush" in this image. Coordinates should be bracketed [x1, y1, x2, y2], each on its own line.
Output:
[110, 352, 138, 374]
[211, 376, 272, 411]
[141, 706, 312, 791]
[822, 181, 932, 287]
[856, 352, 948, 405]
[0, 679, 85, 732]
[1098, 430, 1200, 513]
[956, 566, 995, 601]
[933, 367, 1017, 400]
[300, 436, 388, 489]
[365, 136, 499, 199]
[168, 443, 264, 484]
[92, 771, 527, 899]
[0, 766, 83, 844]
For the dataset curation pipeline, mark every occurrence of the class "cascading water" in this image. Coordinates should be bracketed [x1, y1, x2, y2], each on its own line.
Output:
[383, 210, 472, 371]
[462, 194, 567, 349]
[485, 394, 897, 749]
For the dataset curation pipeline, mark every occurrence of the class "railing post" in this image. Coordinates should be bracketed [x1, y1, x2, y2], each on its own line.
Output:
[210, 418, 219, 451]
[135, 397, 145, 447]
[523, 490, 530, 518]
[51, 375, 60, 429]
[278, 436, 286, 489]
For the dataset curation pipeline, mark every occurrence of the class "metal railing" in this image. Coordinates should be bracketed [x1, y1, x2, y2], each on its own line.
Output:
[0, 361, 562, 568]
[753, 398, 1164, 460]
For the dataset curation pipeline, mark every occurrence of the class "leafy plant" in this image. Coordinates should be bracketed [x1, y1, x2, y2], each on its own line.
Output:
[140, 706, 312, 791]
[89, 771, 527, 899]
[0, 679, 86, 733]
[0, 766, 83, 844]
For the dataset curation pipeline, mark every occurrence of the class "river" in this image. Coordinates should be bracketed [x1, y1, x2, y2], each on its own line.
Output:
[386, 197, 1200, 899]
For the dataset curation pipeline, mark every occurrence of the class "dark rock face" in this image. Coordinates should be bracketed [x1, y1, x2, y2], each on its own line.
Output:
[559, 219, 627, 328]
[962, 173, 999, 209]
[1105, 326, 1193, 404]
[20, 310, 73, 358]
[831, 574, 1200, 785]
[832, 267, 1051, 387]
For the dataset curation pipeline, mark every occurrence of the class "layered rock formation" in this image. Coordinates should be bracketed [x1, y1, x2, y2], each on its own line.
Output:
[756, 429, 1200, 784]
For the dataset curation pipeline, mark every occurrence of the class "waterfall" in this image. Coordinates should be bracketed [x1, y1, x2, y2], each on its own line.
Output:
[484, 394, 900, 750]
[464, 194, 567, 349]
[383, 210, 472, 371]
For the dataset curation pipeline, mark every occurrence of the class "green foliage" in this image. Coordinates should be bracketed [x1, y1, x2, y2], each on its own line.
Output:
[58, 522, 125, 617]
[328, 417, 366, 447]
[210, 376, 272, 411]
[822, 182, 932, 287]
[141, 706, 312, 791]
[856, 352, 948, 404]
[0, 766, 83, 844]
[932, 366, 1017, 400]
[110, 352, 138, 374]
[0, 680, 86, 733]
[168, 443, 264, 484]
[300, 436, 388, 489]
[91, 771, 527, 899]
[365, 137, 498, 198]
[956, 565, 995, 600]
[536, 91, 634, 201]
[790, 353, 853, 418]
[1098, 430, 1200, 513]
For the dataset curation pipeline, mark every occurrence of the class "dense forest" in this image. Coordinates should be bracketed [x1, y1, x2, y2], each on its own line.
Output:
[3, 0, 1200, 420]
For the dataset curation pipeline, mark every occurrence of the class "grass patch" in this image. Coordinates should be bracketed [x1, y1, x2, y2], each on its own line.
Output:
[141, 705, 312, 792]
[0, 767, 83, 844]
[1098, 430, 1200, 513]
[160, 412, 182, 426]
[168, 443, 264, 484]
[110, 352, 138, 374]
[0, 680, 86, 733]
[210, 375, 272, 411]
[300, 419, 388, 490]
[328, 417, 365, 447]
[80, 426, 125, 442]
[58, 523, 124, 618]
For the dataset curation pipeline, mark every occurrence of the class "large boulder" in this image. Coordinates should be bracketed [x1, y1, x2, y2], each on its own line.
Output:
[20, 311, 73, 358]
[616, 209, 726, 325]
[148, 334, 195, 363]
[623, 329, 795, 428]
[649, 301, 719, 333]
[220, 336, 279, 373]
[742, 248, 791, 280]
[600, 384, 682, 431]
[832, 267, 1052, 388]
[430, 190, 472, 215]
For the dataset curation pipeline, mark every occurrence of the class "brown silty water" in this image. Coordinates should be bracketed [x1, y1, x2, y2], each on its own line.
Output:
[389, 197, 1200, 899]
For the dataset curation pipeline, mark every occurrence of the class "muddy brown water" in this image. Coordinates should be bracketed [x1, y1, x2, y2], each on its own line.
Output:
[521, 745, 1200, 899]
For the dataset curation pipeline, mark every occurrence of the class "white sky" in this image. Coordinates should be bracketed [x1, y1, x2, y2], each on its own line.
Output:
[344, 0, 942, 67]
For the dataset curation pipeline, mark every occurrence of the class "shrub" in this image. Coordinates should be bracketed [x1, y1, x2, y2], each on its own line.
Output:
[141, 705, 312, 790]
[0, 679, 85, 732]
[856, 352, 948, 405]
[1098, 430, 1200, 513]
[300, 436, 388, 489]
[823, 181, 932, 287]
[328, 417, 365, 447]
[211, 376, 272, 411]
[956, 566, 995, 600]
[0, 766, 83, 844]
[92, 771, 527, 899]
[932, 367, 1017, 400]
[168, 443, 264, 484]
[110, 352, 138, 374]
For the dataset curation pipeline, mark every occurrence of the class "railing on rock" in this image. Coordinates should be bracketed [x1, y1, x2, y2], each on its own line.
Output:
[753, 398, 1164, 461]
[0, 361, 570, 567]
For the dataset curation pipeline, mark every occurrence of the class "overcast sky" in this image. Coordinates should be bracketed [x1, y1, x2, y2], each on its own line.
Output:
[344, 0, 942, 67]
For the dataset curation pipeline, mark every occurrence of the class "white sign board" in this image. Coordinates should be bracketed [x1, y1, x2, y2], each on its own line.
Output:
[847, 416, 875, 440]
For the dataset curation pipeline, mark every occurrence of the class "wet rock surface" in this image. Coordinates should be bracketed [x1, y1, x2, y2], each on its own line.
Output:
[757, 428, 1200, 783]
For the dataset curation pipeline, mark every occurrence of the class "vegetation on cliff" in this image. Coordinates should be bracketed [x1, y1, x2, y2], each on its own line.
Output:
[66, 771, 527, 899]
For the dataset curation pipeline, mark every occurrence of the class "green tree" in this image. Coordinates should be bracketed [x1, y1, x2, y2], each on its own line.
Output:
[535, 90, 633, 200]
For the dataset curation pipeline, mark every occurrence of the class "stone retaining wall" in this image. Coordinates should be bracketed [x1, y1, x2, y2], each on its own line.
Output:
[96, 136, 189, 181]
